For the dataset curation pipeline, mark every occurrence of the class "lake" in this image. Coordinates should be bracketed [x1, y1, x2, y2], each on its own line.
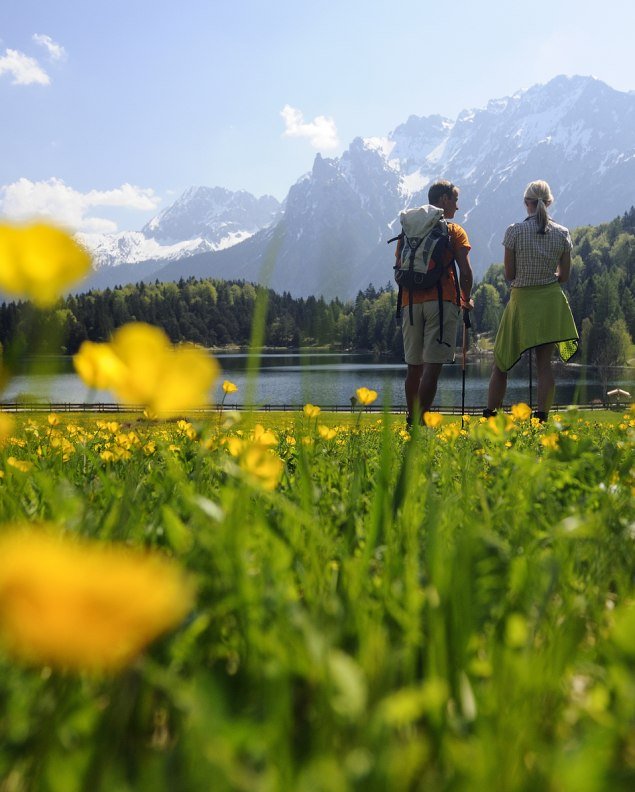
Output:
[1, 352, 633, 410]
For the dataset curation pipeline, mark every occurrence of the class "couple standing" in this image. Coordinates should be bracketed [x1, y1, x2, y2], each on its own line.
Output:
[400, 179, 578, 425]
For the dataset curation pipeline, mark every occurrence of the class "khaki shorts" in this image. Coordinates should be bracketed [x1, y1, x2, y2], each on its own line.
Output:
[402, 301, 460, 365]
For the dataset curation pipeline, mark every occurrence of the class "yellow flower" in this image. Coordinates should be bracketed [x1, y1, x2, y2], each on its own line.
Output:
[224, 436, 245, 457]
[251, 424, 277, 447]
[74, 323, 219, 416]
[96, 420, 120, 433]
[423, 411, 443, 428]
[318, 424, 337, 440]
[0, 529, 194, 672]
[222, 380, 238, 394]
[47, 413, 60, 426]
[540, 434, 559, 450]
[100, 450, 115, 462]
[0, 222, 92, 307]
[239, 443, 284, 491]
[6, 457, 33, 473]
[355, 387, 378, 406]
[0, 414, 15, 445]
[50, 435, 74, 461]
[441, 422, 460, 439]
[73, 341, 128, 391]
[303, 403, 321, 419]
[176, 420, 197, 440]
[511, 403, 532, 421]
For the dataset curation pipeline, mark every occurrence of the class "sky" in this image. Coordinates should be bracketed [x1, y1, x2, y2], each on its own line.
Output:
[2, 0, 635, 234]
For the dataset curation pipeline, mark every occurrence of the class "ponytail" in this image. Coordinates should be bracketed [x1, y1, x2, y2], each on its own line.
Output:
[524, 180, 554, 235]
[535, 198, 549, 234]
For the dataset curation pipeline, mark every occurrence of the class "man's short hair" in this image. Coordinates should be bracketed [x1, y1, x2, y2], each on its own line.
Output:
[428, 180, 458, 205]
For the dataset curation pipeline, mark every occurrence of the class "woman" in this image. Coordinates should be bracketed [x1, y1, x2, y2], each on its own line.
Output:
[485, 180, 578, 421]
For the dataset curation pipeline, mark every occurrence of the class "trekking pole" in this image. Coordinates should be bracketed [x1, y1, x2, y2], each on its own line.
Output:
[528, 349, 533, 409]
[461, 308, 471, 429]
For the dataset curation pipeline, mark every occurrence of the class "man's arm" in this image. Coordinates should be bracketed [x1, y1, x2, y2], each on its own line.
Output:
[503, 247, 516, 281]
[455, 246, 473, 307]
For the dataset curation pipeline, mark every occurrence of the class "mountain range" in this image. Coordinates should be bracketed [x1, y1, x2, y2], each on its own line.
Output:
[79, 75, 635, 299]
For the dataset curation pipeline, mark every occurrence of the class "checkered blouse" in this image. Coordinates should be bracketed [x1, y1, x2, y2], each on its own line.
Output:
[502, 214, 572, 288]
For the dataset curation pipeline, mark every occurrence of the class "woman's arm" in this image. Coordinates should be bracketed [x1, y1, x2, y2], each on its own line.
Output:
[556, 250, 571, 283]
[503, 247, 516, 281]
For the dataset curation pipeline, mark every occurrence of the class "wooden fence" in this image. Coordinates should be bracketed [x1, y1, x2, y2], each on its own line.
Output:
[0, 401, 630, 415]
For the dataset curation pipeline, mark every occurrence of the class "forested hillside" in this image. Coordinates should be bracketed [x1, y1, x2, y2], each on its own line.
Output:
[0, 279, 401, 357]
[1, 209, 634, 366]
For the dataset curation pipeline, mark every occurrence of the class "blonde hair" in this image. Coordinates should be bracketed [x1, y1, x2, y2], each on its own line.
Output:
[524, 180, 553, 234]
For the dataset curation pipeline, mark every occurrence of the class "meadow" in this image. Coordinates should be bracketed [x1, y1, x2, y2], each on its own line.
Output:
[0, 223, 634, 791]
[0, 404, 633, 792]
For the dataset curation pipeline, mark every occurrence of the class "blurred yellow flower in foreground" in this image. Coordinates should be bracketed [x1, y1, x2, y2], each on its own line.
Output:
[74, 322, 219, 416]
[240, 443, 284, 491]
[303, 403, 321, 418]
[0, 223, 92, 307]
[423, 412, 443, 428]
[0, 414, 15, 445]
[73, 341, 127, 391]
[511, 403, 532, 421]
[0, 529, 194, 672]
[355, 387, 378, 406]
[222, 380, 238, 394]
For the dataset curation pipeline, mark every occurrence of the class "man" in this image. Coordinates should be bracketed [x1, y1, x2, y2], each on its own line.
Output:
[398, 180, 473, 425]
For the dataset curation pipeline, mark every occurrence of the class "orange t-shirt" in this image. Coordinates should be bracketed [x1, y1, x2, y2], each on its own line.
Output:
[398, 222, 471, 306]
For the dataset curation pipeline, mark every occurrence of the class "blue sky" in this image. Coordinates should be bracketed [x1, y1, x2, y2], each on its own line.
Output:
[2, 0, 634, 233]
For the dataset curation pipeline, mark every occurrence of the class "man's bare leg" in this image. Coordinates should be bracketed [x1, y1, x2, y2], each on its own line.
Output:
[405, 364, 423, 421]
[418, 362, 443, 415]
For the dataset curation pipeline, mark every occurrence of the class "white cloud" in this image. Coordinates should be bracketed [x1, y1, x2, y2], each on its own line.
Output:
[0, 178, 162, 233]
[281, 105, 339, 150]
[32, 34, 67, 62]
[0, 48, 50, 85]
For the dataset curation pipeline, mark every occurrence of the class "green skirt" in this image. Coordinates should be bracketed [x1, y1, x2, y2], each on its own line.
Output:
[493, 282, 579, 372]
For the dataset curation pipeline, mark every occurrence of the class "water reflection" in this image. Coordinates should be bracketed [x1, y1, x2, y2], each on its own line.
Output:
[1, 353, 633, 409]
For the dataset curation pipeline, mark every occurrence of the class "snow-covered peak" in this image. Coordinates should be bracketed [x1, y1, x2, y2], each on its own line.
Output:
[76, 231, 217, 270]
[143, 186, 280, 245]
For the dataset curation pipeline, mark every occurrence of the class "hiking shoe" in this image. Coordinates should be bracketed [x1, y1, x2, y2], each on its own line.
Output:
[482, 408, 497, 418]
[532, 411, 548, 423]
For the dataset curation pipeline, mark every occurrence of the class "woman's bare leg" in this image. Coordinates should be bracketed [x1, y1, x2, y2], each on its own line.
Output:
[487, 364, 507, 411]
[535, 343, 555, 415]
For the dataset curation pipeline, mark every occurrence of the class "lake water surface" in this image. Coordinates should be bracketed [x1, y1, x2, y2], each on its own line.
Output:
[1, 352, 633, 410]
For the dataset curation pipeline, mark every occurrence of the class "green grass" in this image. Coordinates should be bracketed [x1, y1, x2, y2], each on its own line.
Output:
[0, 408, 634, 791]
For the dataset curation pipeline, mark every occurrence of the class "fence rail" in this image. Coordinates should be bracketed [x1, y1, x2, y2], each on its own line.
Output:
[0, 401, 630, 415]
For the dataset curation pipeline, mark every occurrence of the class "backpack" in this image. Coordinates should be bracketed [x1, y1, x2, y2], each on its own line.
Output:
[388, 204, 460, 346]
